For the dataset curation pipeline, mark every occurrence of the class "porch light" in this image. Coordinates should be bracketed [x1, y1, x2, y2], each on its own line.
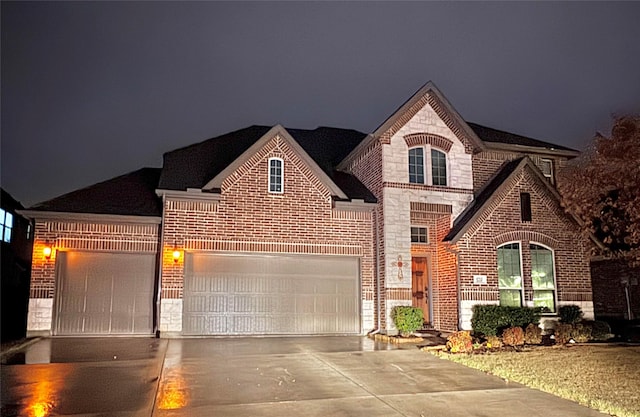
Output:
[172, 246, 181, 263]
[43, 243, 52, 260]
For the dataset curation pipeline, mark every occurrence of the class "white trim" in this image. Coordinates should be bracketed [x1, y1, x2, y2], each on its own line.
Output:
[408, 145, 449, 187]
[17, 210, 162, 224]
[408, 146, 425, 184]
[530, 241, 558, 313]
[497, 241, 524, 307]
[540, 158, 554, 183]
[268, 157, 284, 194]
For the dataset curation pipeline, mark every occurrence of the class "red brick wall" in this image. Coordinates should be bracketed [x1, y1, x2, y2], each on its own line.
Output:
[161, 135, 375, 306]
[591, 259, 640, 319]
[458, 167, 592, 308]
[30, 220, 160, 298]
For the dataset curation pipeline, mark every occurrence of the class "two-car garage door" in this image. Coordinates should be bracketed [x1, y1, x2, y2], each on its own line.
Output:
[182, 253, 360, 335]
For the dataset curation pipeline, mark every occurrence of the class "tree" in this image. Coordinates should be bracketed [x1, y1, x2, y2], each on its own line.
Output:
[558, 115, 640, 266]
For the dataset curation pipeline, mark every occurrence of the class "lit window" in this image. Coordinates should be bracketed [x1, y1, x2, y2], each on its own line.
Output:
[431, 149, 447, 186]
[408, 148, 424, 184]
[497, 243, 522, 307]
[540, 159, 553, 183]
[530, 244, 556, 312]
[0, 209, 13, 243]
[411, 227, 428, 243]
[268, 158, 283, 193]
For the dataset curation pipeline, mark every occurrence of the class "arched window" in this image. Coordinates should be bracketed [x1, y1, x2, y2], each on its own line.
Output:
[268, 157, 283, 193]
[408, 146, 447, 186]
[530, 243, 556, 312]
[497, 242, 522, 307]
[431, 149, 447, 186]
[408, 148, 424, 184]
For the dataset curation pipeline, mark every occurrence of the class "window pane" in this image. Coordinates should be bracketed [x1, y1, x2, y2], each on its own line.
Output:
[431, 149, 447, 186]
[269, 159, 283, 193]
[5, 213, 12, 228]
[533, 290, 555, 312]
[411, 227, 427, 243]
[531, 244, 554, 289]
[500, 289, 522, 307]
[497, 243, 522, 288]
[0, 209, 5, 227]
[3, 227, 10, 243]
[408, 148, 424, 184]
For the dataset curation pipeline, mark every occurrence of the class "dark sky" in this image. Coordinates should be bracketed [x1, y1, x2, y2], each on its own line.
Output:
[2, 2, 639, 207]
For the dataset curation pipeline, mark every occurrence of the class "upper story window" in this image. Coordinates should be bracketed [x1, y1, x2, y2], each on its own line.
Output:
[268, 158, 283, 193]
[520, 192, 532, 222]
[408, 146, 447, 186]
[497, 242, 523, 307]
[0, 209, 13, 243]
[540, 158, 554, 183]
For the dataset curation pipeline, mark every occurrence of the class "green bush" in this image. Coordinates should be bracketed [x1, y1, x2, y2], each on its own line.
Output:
[589, 320, 613, 341]
[446, 330, 473, 353]
[471, 305, 543, 337]
[502, 326, 525, 346]
[554, 323, 573, 345]
[558, 305, 583, 324]
[571, 322, 593, 343]
[524, 323, 543, 345]
[391, 306, 423, 336]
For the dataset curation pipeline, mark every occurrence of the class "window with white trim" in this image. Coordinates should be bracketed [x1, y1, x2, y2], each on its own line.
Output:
[530, 243, 556, 312]
[268, 158, 283, 193]
[540, 158, 554, 183]
[497, 242, 522, 307]
[411, 227, 428, 243]
[408, 146, 448, 186]
[0, 209, 13, 243]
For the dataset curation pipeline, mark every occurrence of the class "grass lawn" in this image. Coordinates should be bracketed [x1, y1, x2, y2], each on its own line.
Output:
[435, 344, 640, 417]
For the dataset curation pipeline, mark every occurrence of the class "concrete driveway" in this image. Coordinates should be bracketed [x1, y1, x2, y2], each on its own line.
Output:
[1, 336, 606, 417]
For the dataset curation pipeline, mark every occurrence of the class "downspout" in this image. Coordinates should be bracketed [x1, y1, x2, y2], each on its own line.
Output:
[154, 192, 167, 338]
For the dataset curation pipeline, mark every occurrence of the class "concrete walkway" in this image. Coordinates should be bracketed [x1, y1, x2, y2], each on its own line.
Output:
[1, 336, 606, 416]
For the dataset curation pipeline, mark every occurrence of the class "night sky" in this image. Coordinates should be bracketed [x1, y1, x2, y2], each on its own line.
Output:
[2, 2, 639, 207]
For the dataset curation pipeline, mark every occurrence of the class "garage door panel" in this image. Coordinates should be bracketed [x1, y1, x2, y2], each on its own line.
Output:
[55, 252, 155, 335]
[183, 254, 360, 335]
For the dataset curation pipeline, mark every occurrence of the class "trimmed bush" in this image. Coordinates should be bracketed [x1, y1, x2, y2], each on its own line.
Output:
[446, 330, 473, 353]
[554, 323, 573, 345]
[485, 335, 503, 349]
[524, 323, 543, 345]
[502, 326, 525, 346]
[471, 305, 543, 337]
[589, 320, 613, 341]
[558, 305, 583, 324]
[391, 306, 423, 336]
[572, 322, 593, 343]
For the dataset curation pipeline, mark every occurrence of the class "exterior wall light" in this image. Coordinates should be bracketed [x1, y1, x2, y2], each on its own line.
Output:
[173, 246, 181, 263]
[43, 243, 52, 260]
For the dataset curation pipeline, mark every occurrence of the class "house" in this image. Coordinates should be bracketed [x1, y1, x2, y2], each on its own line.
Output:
[20, 82, 595, 337]
[1, 188, 34, 342]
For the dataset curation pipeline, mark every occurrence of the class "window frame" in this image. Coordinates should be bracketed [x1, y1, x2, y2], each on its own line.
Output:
[497, 242, 524, 307]
[410, 226, 428, 244]
[530, 242, 557, 313]
[0, 209, 13, 243]
[520, 192, 532, 222]
[408, 145, 448, 186]
[408, 147, 425, 184]
[268, 157, 284, 194]
[540, 158, 554, 183]
[430, 148, 447, 186]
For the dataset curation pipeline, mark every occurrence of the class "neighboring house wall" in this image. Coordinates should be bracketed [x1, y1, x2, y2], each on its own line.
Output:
[456, 166, 593, 329]
[591, 259, 640, 320]
[28, 219, 160, 335]
[160, 133, 375, 333]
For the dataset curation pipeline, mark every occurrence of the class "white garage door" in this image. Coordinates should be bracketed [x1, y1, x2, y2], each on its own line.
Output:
[182, 253, 360, 335]
[54, 251, 155, 335]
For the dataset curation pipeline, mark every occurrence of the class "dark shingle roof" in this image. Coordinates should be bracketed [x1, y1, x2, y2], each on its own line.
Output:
[29, 167, 162, 217]
[158, 125, 375, 202]
[467, 122, 577, 152]
[444, 158, 525, 242]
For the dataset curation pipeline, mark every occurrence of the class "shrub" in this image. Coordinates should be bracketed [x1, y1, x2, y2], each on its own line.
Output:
[471, 305, 543, 337]
[554, 323, 573, 345]
[524, 323, 543, 345]
[391, 306, 423, 336]
[502, 326, 525, 346]
[589, 320, 613, 341]
[571, 322, 593, 343]
[558, 305, 583, 324]
[446, 331, 473, 353]
[485, 335, 503, 349]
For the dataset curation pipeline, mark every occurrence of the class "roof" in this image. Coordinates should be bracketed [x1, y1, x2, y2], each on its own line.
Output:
[444, 157, 526, 242]
[159, 125, 376, 202]
[28, 167, 162, 217]
[467, 122, 578, 152]
[1, 188, 25, 212]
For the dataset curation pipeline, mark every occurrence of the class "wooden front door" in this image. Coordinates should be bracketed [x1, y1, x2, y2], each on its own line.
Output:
[411, 257, 430, 325]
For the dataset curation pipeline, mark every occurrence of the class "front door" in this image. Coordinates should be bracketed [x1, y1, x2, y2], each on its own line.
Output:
[411, 257, 430, 325]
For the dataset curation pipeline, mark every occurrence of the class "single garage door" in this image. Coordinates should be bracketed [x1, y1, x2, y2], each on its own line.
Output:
[54, 251, 155, 335]
[183, 253, 360, 335]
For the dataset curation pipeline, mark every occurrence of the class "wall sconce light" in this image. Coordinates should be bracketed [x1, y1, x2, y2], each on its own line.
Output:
[172, 245, 181, 263]
[43, 243, 53, 260]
